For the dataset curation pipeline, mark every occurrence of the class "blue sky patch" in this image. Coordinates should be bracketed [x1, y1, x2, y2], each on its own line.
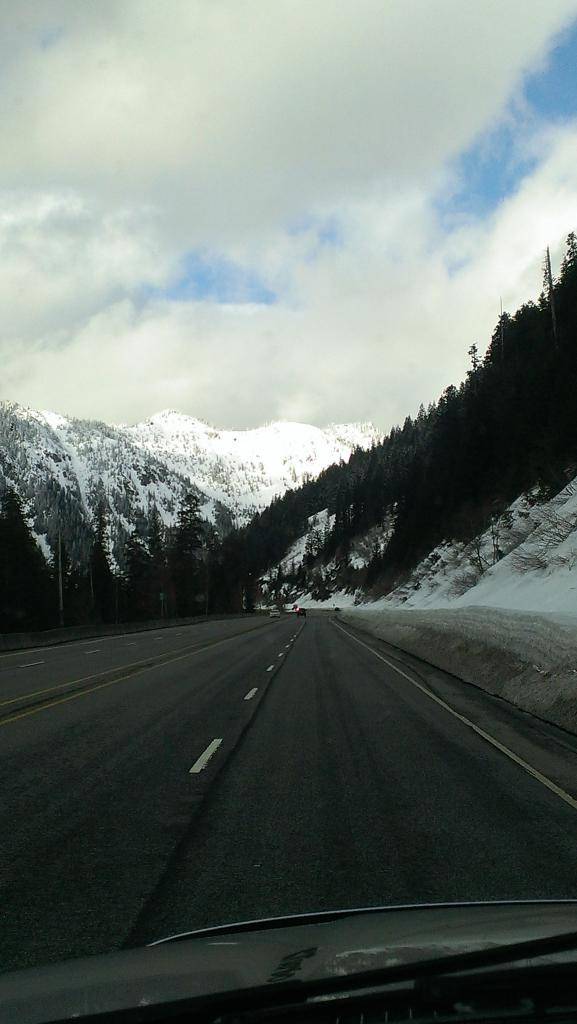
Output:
[438, 17, 577, 225]
[288, 214, 343, 247]
[525, 20, 577, 121]
[39, 26, 65, 50]
[156, 251, 277, 305]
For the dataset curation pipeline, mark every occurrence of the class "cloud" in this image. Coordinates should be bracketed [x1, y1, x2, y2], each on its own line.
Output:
[6, 121, 577, 431]
[2, 0, 576, 237]
[1, 2, 577, 429]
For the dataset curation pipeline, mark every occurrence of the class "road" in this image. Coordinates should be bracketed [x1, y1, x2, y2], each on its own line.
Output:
[1, 612, 577, 973]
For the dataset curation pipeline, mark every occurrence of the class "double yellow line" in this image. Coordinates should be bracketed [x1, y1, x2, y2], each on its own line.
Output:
[0, 633, 246, 729]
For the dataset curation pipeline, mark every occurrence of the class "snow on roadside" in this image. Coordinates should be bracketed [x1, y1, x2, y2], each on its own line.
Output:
[341, 605, 577, 734]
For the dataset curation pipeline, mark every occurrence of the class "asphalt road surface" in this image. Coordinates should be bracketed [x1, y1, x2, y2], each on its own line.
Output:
[2, 612, 577, 974]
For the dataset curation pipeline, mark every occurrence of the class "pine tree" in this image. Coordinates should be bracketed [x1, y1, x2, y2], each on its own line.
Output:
[170, 493, 204, 616]
[147, 507, 168, 618]
[0, 488, 51, 631]
[89, 500, 115, 623]
[123, 531, 152, 620]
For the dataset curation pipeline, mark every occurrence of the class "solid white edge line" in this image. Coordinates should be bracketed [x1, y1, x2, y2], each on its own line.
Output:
[244, 687, 258, 701]
[189, 737, 223, 774]
[333, 621, 577, 813]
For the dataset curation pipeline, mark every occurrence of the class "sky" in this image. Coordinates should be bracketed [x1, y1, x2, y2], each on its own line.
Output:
[2, 1, 577, 431]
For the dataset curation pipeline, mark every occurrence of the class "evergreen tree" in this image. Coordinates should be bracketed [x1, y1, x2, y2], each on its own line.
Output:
[123, 531, 152, 620]
[170, 493, 204, 616]
[89, 501, 115, 623]
[147, 507, 168, 618]
[0, 488, 52, 631]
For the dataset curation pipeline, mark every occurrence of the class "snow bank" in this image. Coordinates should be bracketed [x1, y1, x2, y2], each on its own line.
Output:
[341, 606, 577, 734]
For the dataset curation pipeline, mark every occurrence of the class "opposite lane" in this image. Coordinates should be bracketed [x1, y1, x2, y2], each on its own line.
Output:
[0, 615, 301, 972]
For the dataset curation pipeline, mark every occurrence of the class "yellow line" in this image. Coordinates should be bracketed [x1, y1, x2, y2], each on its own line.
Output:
[0, 620, 271, 711]
[1, 675, 145, 726]
[333, 620, 577, 813]
[0, 632, 252, 729]
[0, 642, 203, 709]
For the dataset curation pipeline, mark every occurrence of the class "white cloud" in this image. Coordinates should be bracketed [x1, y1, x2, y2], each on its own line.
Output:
[2, 1, 575, 236]
[1, 1, 577, 429]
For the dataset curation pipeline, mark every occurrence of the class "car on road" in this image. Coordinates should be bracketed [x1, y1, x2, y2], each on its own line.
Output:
[269, 608, 281, 617]
[297, 607, 306, 617]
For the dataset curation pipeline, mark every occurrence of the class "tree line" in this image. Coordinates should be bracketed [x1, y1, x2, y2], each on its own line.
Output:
[220, 232, 577, 602]
[0, 490, 222, 633]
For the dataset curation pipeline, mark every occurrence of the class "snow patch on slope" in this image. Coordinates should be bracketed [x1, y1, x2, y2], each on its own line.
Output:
[383, 478, 577, 616]
[122, 412, 380, 522]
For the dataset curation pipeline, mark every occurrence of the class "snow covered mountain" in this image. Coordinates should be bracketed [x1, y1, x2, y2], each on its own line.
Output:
[123, 410, 379, 520]
[0, 401, 381, 565]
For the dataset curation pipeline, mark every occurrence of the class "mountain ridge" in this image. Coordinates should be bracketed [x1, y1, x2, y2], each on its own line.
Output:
[0, 400, 381, 566]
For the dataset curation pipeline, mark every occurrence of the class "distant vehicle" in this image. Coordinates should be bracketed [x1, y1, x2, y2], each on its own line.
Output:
[334, 606, 340, 612]
[269, 609, 281, 618]
[297, 607, 306, 617]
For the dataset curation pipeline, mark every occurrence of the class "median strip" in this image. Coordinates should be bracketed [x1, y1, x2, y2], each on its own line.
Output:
[0, 628, 269, 727]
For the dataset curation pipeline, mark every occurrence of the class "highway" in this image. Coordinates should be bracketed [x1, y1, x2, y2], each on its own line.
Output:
[1, 612, 577, 973]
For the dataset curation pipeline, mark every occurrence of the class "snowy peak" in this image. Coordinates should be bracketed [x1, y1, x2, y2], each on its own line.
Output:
[122, 413, 382, 517]
[0, 401, 381, 566]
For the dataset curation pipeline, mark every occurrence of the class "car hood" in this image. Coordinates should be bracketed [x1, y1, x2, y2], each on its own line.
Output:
[1, 901, 577, 1024]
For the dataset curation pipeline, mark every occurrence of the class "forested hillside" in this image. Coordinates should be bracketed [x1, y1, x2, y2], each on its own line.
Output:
[3, 235, 577, 629]
[218, 234, 577, 608]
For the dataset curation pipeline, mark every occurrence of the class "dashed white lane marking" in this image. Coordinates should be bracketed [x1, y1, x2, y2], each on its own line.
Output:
[278, 652, 284, 658]
[0, 628, 188, 662]
[84, 650, 101, 655]
[189, 738, 223, 774]
[244, 687, 258, 701]
[266, 664, 275, 672]
[333, 621, 577, 813]
[19, 661, 45, 668]
[125, 642, 137, 646]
